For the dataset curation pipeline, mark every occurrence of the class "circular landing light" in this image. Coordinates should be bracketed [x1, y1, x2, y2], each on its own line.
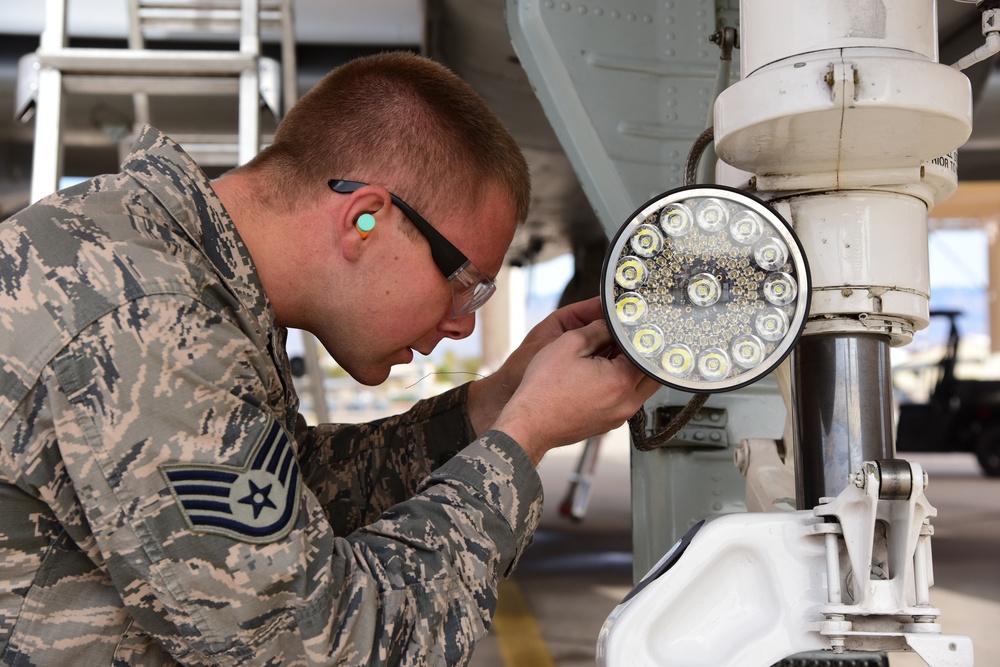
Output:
[615, 293, 648, 325]
[615, 256, 647, 290]
[697, 347, 731, 381]
[602, 185, 811, 393]
[687, 273, 722, 308]
[630, 224, 665, 258]
[659, 202, 694, 237]
[695, 198, 729, 232]
[763, 272, 797, 307]
[755, 307, 789, 342]
[731, 334, 766, 370]
[730, 210, 765, 245]
[632, 325, 665, 357]
[662, 343, 695, 378]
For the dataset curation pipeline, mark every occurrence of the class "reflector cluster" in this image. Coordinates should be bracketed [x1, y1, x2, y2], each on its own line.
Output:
[604, 187, 809, 392]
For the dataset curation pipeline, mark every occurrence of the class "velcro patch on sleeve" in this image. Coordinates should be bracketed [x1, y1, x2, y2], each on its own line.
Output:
[160, 420, 301, 543]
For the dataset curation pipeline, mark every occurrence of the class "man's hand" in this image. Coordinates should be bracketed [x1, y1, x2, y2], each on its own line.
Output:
[467, 297, 607, 435]
[478, 305, 661, 465]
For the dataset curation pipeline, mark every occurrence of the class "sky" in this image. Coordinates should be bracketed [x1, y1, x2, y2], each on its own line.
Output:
[913, 228, 990, 350]
[927, 228, 988, 289]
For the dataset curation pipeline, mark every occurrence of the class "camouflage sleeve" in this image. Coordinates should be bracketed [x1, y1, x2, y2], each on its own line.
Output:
[295, 385, 479, 536]
[47, 294, 543, 665]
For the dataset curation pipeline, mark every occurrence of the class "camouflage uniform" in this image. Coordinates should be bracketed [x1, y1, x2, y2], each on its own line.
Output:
[0, 126, 543, 666]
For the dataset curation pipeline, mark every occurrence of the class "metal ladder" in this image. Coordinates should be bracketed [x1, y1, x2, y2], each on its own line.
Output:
[16, 0, 330, 425]
[17, 0, 296, 203]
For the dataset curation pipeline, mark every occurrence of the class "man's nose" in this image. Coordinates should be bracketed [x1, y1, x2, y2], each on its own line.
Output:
[440, 311, 476, 340]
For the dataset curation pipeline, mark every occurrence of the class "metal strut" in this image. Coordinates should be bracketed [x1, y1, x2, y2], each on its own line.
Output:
[597, 459, 973, 667]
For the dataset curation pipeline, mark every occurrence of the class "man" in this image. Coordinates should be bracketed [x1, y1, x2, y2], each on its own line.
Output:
[0, 52, 658, 665]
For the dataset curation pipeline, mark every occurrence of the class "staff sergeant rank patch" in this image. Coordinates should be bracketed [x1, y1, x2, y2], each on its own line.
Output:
[161, 420, 301, 543]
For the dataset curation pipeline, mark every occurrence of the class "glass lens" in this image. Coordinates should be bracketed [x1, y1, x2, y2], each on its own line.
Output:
[753, 237, 789, 271]
[616, 292, 648, 325]
[632, 325, 665, 357]
[659, 203, 694, 237]
[449, 261, 496, 315]
[615, 256, 647, 290]
[630, 224, 665, 258]
[754, 307, 789, 341]
[603, 186, 810, 392]
[695, 198, 729, 232]
[731, 334, 765, 369]
[687, 272, 722, 308]
[763, 272, 797, 307]
[729, 211, 764, 245]
[662, 343, 695, 378]
[697, 347, 731, 380]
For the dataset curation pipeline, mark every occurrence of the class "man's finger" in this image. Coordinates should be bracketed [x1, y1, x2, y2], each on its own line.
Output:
[568, 319, 614, 357]
[551, 296, 603, 331]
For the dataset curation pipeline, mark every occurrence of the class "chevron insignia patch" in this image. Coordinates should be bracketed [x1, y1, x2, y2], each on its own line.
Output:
[160, 420, 301, 543]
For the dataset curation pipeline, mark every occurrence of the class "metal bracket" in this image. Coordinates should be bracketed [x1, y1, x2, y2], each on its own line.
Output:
[653, 405, 729, 448]
[598, 459, 973, 666]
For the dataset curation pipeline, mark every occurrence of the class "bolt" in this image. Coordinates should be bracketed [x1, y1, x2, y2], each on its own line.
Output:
[853, 461, 879, 490]
[733, 442, 748, 474]
[825, 614, 848, 654]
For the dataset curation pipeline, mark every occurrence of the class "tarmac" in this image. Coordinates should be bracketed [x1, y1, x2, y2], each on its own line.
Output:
[468, 426, 1000, 667]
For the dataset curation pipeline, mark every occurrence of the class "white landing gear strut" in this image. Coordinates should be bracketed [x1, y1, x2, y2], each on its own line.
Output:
[597, 460, 973, 666]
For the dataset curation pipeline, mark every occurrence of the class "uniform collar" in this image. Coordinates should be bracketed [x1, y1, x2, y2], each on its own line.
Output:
[121, 125, 276, 337]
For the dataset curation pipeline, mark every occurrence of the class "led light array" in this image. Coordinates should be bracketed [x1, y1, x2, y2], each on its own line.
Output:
[602, 186, 810, 393]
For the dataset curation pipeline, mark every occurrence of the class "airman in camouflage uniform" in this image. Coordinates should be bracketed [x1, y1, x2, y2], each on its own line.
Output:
[0, 53, 658, 665]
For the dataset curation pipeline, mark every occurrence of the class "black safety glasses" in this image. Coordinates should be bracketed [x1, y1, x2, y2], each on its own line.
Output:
[329, 179, 496, 316]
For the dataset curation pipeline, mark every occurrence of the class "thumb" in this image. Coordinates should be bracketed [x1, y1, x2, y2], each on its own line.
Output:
[568, 319, 614, 357]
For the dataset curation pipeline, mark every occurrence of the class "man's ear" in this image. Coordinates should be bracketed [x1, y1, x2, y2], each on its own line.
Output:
[330, 184, 394, 262]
